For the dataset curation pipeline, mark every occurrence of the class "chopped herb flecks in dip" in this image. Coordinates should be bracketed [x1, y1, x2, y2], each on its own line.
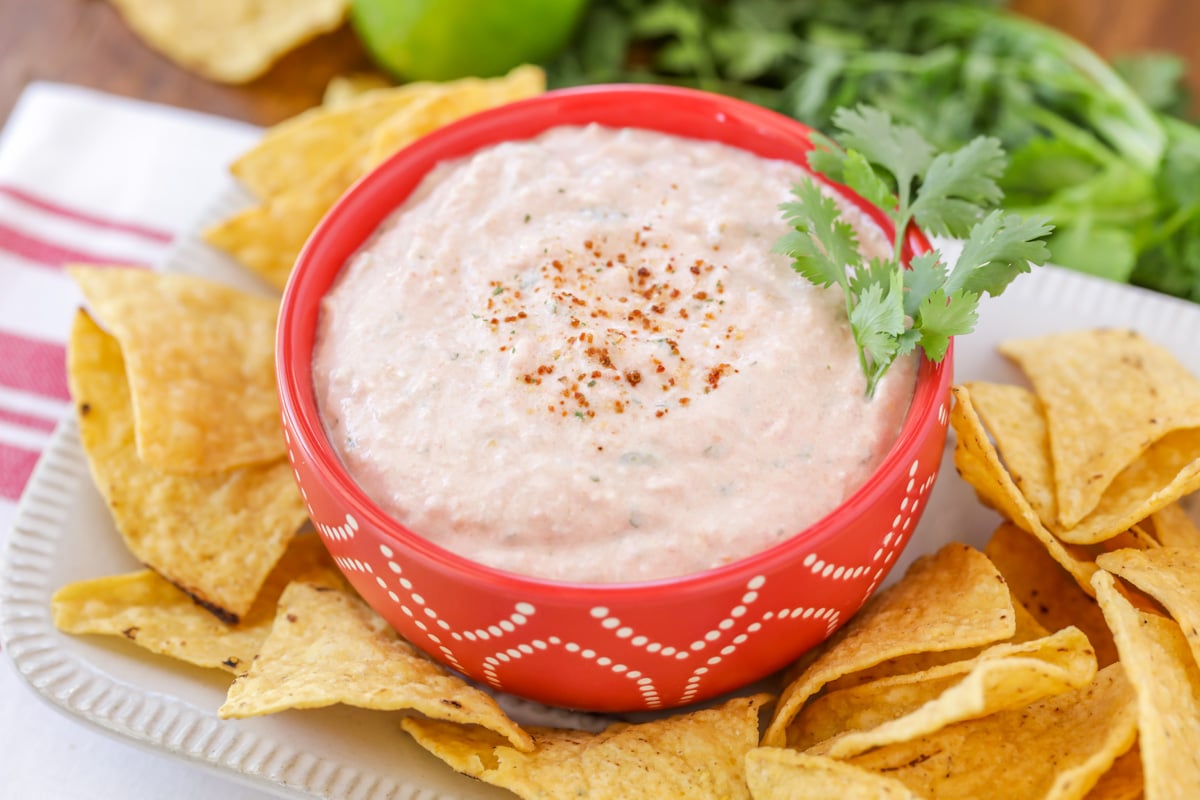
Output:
[313, 125, 916, 583]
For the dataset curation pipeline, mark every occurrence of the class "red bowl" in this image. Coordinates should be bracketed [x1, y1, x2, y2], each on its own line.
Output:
[276, 85, 952, 712]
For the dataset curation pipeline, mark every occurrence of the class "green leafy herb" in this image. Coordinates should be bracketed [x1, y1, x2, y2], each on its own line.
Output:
[776, 106, 1053, 397]
[547, 0, 1200, 303]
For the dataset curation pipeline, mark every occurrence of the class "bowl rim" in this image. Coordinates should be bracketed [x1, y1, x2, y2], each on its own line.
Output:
[277, 83, 952, 597]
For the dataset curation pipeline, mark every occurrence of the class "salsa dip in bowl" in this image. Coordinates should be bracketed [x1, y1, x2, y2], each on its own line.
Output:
[277, 85, 952, 712]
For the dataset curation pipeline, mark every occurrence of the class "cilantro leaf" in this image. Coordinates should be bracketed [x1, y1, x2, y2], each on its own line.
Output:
[831, 106, 936, 211]
[849, 256, 901, 301]
[779, 105, 1053, 397]
[902, 251, 947, 318]
[910, 136, 1006, 237]
[842, 150, 894, 212]
[776, 179, 861, 291]
[948, 210, 1054, 297]
[805, 131, 847, 182]
[915, 288, 979, 362]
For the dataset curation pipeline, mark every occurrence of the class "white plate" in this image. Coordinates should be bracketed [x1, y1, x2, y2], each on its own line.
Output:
[4, 207, 1200, 798]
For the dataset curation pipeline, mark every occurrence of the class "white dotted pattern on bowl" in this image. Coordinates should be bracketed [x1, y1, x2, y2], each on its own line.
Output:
[299, 448, 936, 709]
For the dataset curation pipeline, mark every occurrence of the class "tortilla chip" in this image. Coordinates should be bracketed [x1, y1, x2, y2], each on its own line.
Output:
[205, 66, 546, 289]
[845, 663, 1137, 800]
[999, 328, 1200, 527]
[1009, 592, 1053, 640]
[960, 381, 1196, 546]
[67, 311, 306, 622]
[1107, 525, 1158, 551]
[203, 160, 355, 289]
[762, 543, 1015, 747]
[401, 694, 771, 799]
[813, 597, 1046, 699]
[1092, 570, 1200, 798]
[362, 65, 547, 168]
[1057, 427, 1200, 545]
[109, 0, 348, 84]
[965, 381, 1059, 522]
[1147, 501, 1200, 549]
[232, 78, 443, 198]
[797, 627, 1096, 758]
[743, 749, 920, 800]
[323, 73, 394, 108]
[952, 385, 1100, 591]
[69, 265, 283, 473]
[219, 582, 533, 752]
[1096, 546, 1200, 673]
[985, 523, 1119, 667]
[51, 535, 341, 672]
[1085, 746, 1143, 800]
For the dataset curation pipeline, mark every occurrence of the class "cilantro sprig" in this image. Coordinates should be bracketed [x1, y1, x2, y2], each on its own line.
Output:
[776, 106, 1054, 397]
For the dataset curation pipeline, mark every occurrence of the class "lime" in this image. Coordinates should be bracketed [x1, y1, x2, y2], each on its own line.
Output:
[350, 0, 588, 83]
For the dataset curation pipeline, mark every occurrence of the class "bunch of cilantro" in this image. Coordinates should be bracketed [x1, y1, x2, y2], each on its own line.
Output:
[547, 0, 1200, 302]
[775, 106, 1051, 396]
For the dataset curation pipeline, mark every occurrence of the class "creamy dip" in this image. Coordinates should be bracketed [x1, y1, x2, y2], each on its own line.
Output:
[313, 124, 916, 583]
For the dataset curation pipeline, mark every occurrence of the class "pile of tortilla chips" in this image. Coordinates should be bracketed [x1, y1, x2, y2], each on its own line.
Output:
[108, 0, 351, 84]
[48, 69, 1200, 797]
[54, 266, 536, 749]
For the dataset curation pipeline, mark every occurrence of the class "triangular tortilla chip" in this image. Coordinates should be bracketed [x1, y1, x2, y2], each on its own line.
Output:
[109, 0, 348, 84]
[362, 66, 547, 168]
[762, 543, 1015, 747]
[744, 749, 920, 800]
[401, 694, 771, 799]
[1060, 428, 1200, 545]
[1092, 570, 1200, 799]
[205, 66, 545, 289]
[219, 582, 534, 752]
[1095, 547, 1200, 668]
[963, 381, 1200, 545]
[1086, 746, 1143, 800]
[999, 328, 1200, 527]
[845, 664, 1137, 800]
[985, 523, 1119, 667]
[1147, 502, 1200, 549]
[51, 534, 341, 672]
[964, 381, 1058, 522]
[67, 310, 306, 622]
[204, 152, 361, 289]
[232, 79, 442, 198]
[70, 265, 283, 473]
[951, 386, 1101, 591]
[813, 596, 1047, 697]
[797, 627, 1096, 758]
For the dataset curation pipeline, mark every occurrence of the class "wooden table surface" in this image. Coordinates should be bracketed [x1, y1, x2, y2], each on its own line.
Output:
[1, 0, 1197, 129]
